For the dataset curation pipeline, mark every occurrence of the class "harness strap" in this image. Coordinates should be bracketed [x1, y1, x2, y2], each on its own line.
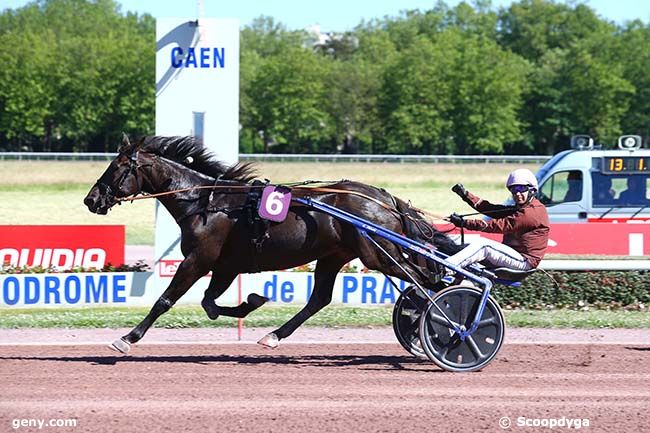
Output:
[114, 180, 453, 241]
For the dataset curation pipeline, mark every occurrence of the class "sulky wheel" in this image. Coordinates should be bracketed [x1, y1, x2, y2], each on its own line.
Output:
[392, 285, 431, 359]
[418, 285, 505, 372]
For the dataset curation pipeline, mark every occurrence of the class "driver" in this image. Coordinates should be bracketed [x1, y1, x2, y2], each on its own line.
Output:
[446, 168, 549, 271]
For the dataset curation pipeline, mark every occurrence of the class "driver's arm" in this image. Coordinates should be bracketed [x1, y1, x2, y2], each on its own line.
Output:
[465, 191, 513, 216]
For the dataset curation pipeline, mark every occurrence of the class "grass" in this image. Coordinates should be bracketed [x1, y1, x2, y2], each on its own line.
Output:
[0, 160, 541, 245]
[0, 305, 648, 329]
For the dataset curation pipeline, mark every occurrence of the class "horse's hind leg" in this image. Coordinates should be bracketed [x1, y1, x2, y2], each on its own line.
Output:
[258, 253, 353, 348]
[201, 272, 269, 320]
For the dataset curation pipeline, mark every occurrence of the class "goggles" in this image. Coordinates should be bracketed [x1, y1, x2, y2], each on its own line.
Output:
[509, 185, 530, 194]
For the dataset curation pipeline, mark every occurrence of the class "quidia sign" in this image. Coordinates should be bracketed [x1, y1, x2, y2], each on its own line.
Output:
[0, 225, 124, 270]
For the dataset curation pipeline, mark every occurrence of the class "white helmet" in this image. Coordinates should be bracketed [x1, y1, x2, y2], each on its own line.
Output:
[506, 169, 538, 190]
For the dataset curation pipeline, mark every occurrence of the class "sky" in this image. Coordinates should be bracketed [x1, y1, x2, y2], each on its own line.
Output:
[2, 0, 650, 31]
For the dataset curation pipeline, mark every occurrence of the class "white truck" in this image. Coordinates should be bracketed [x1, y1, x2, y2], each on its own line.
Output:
[536, 134, 650, 223]
[496, 135, 650, 255]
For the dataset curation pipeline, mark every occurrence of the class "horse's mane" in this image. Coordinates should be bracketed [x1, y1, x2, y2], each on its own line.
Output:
[137, 135, 258, 183]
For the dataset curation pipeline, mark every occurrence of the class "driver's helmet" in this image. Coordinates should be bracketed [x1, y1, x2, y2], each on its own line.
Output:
[505, 168, 538, 191]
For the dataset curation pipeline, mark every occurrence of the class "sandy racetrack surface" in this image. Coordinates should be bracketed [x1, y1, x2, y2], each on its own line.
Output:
[0, 328, 648, 433]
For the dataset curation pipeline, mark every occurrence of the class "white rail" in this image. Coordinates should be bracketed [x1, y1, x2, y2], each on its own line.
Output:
[0, 152, 551, 164]
[540, 259, 650, 270]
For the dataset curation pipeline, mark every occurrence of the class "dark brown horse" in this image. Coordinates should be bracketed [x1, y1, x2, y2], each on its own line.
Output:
[84, 135, 460, 353]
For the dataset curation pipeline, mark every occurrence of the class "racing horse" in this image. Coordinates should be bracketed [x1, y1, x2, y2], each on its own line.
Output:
[84, 135, 461, 353]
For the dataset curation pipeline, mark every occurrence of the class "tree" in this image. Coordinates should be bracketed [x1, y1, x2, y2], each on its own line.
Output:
[498, 0, 607, 62]
[560, 37, 634, 145]
[245, 45, 333, 153]
[615, 21, 650, 140]
[0, 0, 154, 151]
[446, 31, 530, 154]
[378, 36, 456, 154]
[498, 0, 629, 153]
[240, 17, 333, 153]
[378, 30, 529, 154]
[320, 29, 396, 153]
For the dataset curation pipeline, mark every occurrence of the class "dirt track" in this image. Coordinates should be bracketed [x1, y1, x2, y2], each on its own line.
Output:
[0, 329, 648, 433]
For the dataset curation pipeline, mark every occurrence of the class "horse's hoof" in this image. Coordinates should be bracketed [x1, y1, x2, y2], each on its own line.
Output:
[257, 333, 279, 348]
[248, 293, 269, 309]
[201, 300, 220, 320]
[203, 308, 219, 320]
[109, 338, 131, 354]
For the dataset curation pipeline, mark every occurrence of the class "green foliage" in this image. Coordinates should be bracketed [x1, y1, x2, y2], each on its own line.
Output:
[0, 0, 154, 152]
[240, 18, 333, 153]
[614, 21, 650, 139]
[0, 260, 150, 274]
[0, 305, 648, 329]
[2, 0, 650, 155]
[493, 270, 650, 309]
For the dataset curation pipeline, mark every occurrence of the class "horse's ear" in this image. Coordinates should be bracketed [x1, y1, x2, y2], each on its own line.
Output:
[118, 132, 132, 153]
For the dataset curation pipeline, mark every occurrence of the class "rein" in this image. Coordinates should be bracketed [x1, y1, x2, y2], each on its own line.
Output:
[114, 184, 251, 202]
[115, 182, 402, 214]
[114, 181, 449, 232]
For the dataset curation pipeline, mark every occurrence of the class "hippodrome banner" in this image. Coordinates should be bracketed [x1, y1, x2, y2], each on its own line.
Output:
[0, 225, 124, 270]
[0, 272, 408, 308]
[154, 17, 239, 290]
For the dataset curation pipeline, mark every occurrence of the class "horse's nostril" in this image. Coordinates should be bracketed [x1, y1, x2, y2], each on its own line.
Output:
[84, 197, 94, 207]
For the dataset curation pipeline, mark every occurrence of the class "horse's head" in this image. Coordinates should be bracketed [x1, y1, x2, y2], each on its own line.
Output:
[84, 134, 151, 214]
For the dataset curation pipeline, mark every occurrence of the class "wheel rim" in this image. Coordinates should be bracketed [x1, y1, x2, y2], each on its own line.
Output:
[419, 285, 505, 372]
[392, 286, 430, 359]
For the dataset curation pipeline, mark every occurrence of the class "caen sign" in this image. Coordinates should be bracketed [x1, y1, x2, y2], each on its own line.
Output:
[170, 46, 225, 68]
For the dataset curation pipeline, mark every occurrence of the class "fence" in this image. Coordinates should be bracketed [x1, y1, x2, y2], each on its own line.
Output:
[0, 152, 551, 164]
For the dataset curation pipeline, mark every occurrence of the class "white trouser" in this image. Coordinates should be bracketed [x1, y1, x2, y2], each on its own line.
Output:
[446, 237, 532, 271]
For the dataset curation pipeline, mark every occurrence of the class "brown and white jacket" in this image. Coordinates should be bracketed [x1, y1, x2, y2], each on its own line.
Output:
[460, 192, 550, 268]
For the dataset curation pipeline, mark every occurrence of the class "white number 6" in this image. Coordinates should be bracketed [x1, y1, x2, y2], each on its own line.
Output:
[265, 191, 285, 215]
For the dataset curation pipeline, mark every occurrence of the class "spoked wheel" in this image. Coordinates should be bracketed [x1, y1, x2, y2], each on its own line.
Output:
[419, 285, 505, 372]
[392, 285, 431, 359]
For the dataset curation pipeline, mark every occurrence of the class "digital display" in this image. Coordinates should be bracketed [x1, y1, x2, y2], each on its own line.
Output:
[601, 157, 650, 174]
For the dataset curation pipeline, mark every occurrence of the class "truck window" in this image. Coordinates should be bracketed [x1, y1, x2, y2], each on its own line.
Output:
[539, 170, 582, 206]
[617, 175, 649, 207]
[591, 173, 616, 206]
[592, 174, 650, 207]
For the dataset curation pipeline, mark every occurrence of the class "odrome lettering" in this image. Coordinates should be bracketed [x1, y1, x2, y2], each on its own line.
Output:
[0, 248, 106, 270]
[171, 47, 225, 68]
[0, 274, 127, 306]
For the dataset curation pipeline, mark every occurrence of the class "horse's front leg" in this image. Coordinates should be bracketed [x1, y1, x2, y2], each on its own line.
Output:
[201, 272, 269, 319]
[110, 254, 209, 354]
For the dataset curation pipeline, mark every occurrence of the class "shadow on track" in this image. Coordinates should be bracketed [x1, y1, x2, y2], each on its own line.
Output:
[625, 346, 650, 351]
[0, 353, 444, 372]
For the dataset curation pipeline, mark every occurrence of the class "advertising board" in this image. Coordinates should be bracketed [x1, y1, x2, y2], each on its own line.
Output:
[0, 271, 408, 308]
[0, 225, 125, 270]
[0, 272, 148, 307]
[154, 18, 239, 288]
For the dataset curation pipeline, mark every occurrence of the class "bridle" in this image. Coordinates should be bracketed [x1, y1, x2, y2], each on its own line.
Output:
[96, 150, 150, 205]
